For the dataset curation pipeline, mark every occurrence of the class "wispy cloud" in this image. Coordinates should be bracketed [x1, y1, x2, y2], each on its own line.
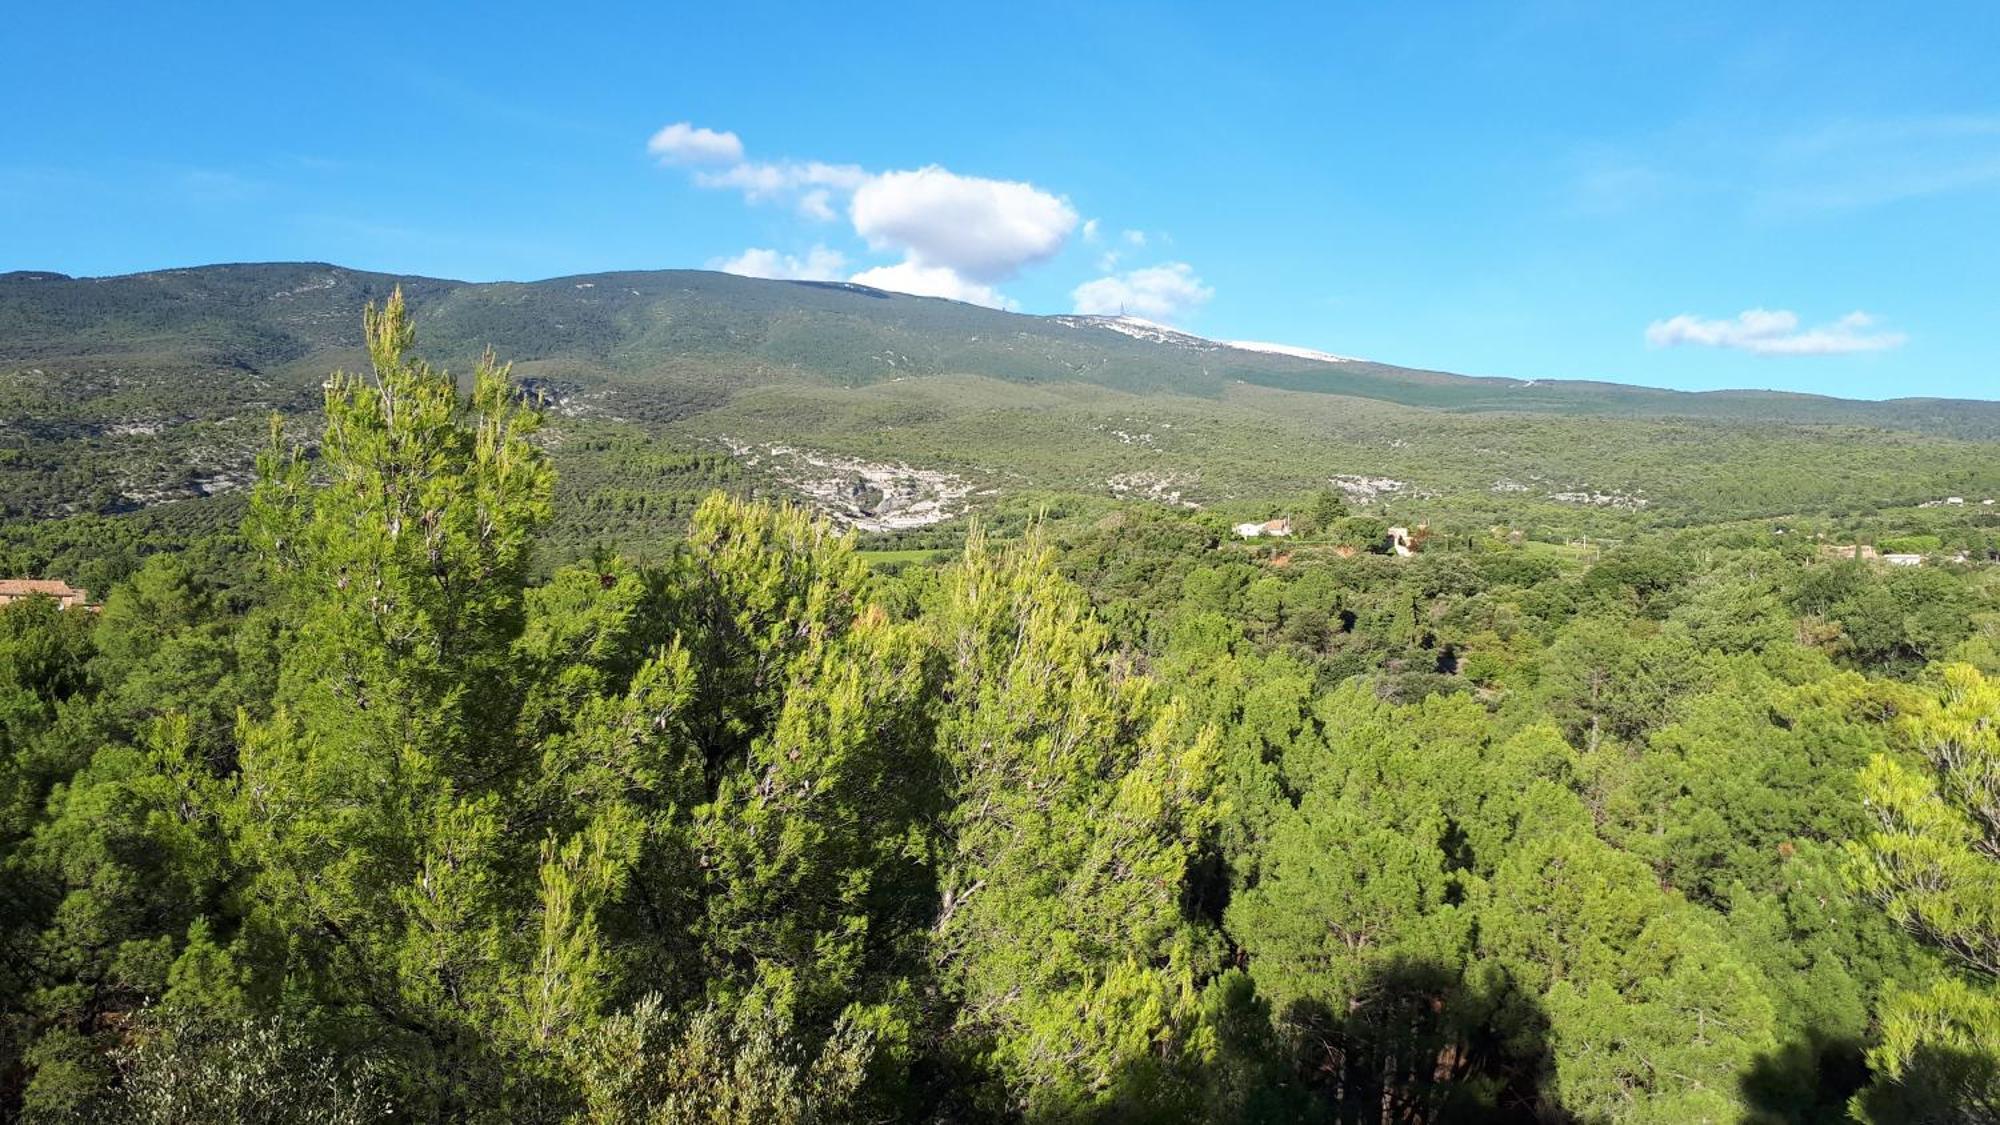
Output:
[710, 245, 846, 281]
[647, 122, 744, 165]
[1773, 115, 2000, 158]
[174, 167, 264, 204]
[1566, 113, 2000, 220]
[1757, 114, 2000, 214]
[1645, 308, 1906, 356]
[1072, 262, 1213, 321]
[691, 160, 868, 219]
[1763, 156, 2000, 213]
[1563, 156, 1673, 217]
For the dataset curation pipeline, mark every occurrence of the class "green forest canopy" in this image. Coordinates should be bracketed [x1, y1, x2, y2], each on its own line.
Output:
[1, 293, 1997, 1122]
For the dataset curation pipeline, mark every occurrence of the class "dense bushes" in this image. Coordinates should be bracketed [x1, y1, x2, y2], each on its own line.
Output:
[2, 297, 1997, 1121]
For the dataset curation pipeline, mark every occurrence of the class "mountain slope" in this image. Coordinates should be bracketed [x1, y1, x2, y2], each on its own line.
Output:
[7, 263, 1997, 429]
[2, 262, 1997, 536]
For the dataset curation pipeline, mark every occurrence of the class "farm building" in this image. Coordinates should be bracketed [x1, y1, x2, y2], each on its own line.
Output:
[0, 579, 94, 610]
[1235, 518, 1293, 539]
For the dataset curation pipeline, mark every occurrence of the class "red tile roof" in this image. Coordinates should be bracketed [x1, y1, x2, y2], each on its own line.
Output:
[0, 578, 89, 600]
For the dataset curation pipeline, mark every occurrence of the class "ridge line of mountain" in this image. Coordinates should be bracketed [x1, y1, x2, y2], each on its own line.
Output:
[2, 260, 1994, 413]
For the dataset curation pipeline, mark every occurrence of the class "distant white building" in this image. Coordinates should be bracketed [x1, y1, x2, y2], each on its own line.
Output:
[1235, 518, 1292, 539]
[1883, 553, 1925, 567]
[1387, 526, 1415, 557]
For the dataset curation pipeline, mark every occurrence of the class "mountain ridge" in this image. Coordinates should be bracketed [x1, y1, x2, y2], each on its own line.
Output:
[3, 261, 1991, 419]
[4, 261, 1998, 534]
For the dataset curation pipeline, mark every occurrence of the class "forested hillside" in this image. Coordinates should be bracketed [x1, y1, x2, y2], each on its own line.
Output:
[2, 295, 1997, 1121]
[5, 264, 2000, 550]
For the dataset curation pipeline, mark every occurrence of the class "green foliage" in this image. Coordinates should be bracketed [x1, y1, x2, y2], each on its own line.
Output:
[5, 288, 2000, 1123]
[1853, 978, 2000, 1124]
[1878, 534, 1945, 556]
[1850, 665, 2000, 979]
[1535, 617, 1706, 751]
[1328, 515, 1390, 553]
[102, 1009, 393, 1125]
[929, 525, 1220, 1116]
[570, 996, 874, 1124]
[1846, 663, 2000, 1118]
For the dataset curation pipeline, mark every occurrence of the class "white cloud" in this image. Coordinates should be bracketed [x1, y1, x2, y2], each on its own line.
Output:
[851, 166, 1077, 281]
[850, 260, 1012, 308]
[1121, 229, 1148, 247]
[1644, 308, 1907, 356]
[696, 161, 871, 197]
[1071, 262, 1214, 321]
[694, 160, 869, 219]
[712, 245, 848, 281]
[799, 189, 835, 222]
[647, 122, 743, 165]
[1082, 218, 1101, 241]
[653, 126, 1080, 304]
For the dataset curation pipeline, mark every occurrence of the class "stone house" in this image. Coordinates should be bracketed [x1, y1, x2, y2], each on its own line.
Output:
[0, 579, 94, 610]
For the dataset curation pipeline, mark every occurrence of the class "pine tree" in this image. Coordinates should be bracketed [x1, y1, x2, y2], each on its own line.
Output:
[228, 291, 620, 1112]
[1848, 663, 2000, 1120]
[928, 524, 1220, 1117]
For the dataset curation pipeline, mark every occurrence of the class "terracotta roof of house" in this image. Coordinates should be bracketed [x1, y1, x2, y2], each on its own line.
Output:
[0, 579, 88, 598]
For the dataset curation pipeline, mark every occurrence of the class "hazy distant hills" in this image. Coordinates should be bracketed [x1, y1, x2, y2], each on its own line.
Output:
[3, 262, 1998, 535]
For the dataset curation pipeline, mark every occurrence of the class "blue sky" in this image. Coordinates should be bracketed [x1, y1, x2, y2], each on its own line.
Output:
[4, 2, 1997, 399]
